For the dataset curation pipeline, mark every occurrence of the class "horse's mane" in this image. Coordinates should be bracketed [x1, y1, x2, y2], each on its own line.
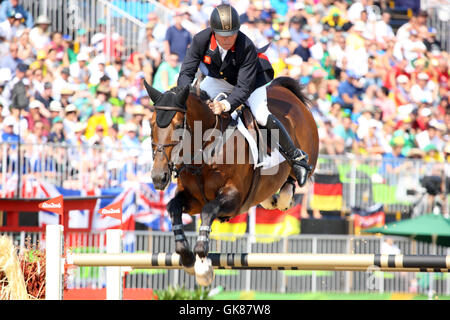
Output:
[269, 77, 311, 107]
[168, 85, 211, 103]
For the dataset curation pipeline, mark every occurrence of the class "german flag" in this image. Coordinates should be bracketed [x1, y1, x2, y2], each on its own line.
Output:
[208, 213, 248, 241]
[310, 173, 343, 211]
[254, 203, 301, 243]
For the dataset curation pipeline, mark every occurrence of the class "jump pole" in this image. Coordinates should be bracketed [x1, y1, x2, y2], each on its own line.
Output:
[46, 225, 450, 300]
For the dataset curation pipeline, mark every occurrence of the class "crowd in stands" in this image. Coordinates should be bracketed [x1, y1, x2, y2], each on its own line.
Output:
[0, 0, 448, 188]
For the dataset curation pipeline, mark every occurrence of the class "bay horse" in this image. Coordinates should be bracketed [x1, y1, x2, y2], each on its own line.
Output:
[144, 76, 318, 285]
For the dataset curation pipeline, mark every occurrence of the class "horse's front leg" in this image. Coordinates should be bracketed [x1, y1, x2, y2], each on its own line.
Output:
[193, 186, 240, 286]
[194, 186, 240, 258]
[167, 191, 195, 274]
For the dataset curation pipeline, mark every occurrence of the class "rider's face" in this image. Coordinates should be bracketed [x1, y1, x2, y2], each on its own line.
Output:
[215, 33, 238, 51]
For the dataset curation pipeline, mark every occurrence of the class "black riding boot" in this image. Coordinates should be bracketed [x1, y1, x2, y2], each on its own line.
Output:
[265, 114, 311, 186]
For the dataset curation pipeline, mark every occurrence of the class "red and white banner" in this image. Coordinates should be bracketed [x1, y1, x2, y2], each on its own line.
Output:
[99, 201, 122, 221]
[38, 195, 64, 216]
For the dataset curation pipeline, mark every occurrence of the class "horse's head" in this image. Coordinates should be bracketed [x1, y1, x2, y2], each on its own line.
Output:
[144, 81, 190, 190]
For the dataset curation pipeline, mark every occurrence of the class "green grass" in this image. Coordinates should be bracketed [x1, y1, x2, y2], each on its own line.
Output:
[211, 291, 450, 300]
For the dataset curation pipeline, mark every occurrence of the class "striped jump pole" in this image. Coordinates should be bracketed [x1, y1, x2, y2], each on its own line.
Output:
[46, 225, 450, 300]
[68, 252, 450, 273]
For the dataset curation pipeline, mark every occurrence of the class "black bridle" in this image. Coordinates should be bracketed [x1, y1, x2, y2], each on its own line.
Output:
[151, 105, 187, 176]
[151, 103, 222, 202]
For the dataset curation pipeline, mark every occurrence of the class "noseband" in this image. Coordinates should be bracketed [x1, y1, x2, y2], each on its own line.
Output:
[151, 105, 187, 175]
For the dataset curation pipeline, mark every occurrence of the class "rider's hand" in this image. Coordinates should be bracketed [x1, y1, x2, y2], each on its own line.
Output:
[208, 100, 226, 115]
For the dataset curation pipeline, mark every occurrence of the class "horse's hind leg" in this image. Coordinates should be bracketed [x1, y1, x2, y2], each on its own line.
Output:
[260, 176, 296, 211]
[277, 176, 296, 210]
[167, 191, 195, 274]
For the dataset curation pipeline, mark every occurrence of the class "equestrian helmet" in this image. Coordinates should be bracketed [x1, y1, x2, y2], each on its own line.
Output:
[210, 4, 240, 37]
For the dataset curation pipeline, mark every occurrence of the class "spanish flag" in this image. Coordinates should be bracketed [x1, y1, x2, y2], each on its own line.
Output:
[254, 204, 301, 243]
[208, 213, 248, 241]
[310, 173, 343, 211]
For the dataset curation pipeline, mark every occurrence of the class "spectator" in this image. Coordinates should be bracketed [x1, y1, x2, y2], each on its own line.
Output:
[410, 72, 435, 105]
[381, 238, 401, 255]
[1, 62, 28, 108]
[293, 34, 311, 63]
[318, 117, 340, 155]
[52, 68, 74, 101]
[374, 86, 396, 122]
[48, 31, 65, 60]
[140, 22, 162, 78]
[25, 99, 50, 136]
[333, 114, 358, 154]
[0, 0, 33, 29]
[47, 116, 66, 143]
[70, 52, 90, 84]
[0, 9, 16, 41]
[29, 50, 48, 77]
[416, 121, 445, 152]
[16, 29, 33, 64]
[67, 122, 88, 148]
[0, 41, 22, 75]
[121, 122, 140, 150]
[29, 15, 51, 50]
[25, 119, 47, 167]
[1, 115, 19, 146]
[423, 27, 441, 53]
[85, 104, 109, 140]
[63, 104, 78, 139]
[335, 71, 364, 112]
[152, 53, 180, 93]
[374, 11, 395, 45]
[164, 10, 192, 61]
[48, 100, 63, 123]
[34, 81, 53, 109]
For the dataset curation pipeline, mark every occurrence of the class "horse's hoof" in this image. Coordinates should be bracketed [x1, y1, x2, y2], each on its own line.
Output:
[194, 241, 208, 259]
[184, 265, 196, 276]
[176, 246, 196, 270]
[194, 255, 214, 287]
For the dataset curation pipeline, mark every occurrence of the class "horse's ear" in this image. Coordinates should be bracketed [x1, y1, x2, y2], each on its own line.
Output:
[176, 85, 190, 106]
[143, 79, 162, 103]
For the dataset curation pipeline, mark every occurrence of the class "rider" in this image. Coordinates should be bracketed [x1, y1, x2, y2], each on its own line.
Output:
[177, 4, 311, 186]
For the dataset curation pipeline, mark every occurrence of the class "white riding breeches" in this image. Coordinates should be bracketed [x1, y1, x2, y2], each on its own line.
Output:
[199, 76, 271, 126]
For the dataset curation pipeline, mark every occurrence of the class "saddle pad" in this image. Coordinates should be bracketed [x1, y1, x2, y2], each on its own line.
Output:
[231, 110, 286, 171]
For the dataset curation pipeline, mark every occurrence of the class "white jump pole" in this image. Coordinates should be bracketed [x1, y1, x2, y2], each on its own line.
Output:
[45, 225, 64, 300]
[106, 229, 123, 300]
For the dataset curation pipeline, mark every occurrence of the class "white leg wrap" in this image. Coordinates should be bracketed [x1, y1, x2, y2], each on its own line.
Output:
[194, 255, 215, 287]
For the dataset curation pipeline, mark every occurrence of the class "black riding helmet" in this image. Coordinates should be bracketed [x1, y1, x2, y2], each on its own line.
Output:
[210, 4, 240, 36]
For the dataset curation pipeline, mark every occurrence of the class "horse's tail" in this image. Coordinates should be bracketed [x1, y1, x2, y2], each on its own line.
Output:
[269, 77, 311, 108]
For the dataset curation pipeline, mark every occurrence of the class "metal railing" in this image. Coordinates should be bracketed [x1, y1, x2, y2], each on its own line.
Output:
[2, 230, 449, 296]
[19, 0, 174, 62]
[421, 0, 450, 51]
[315, 154, 449, 215]
[0, 142, 153, 195]
[0, 142, 448, 216]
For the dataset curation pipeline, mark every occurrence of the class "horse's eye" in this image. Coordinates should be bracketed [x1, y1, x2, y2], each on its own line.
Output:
[174, 124, 184, 130]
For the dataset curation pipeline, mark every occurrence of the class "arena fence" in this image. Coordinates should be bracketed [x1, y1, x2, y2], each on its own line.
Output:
[422, 0, 450, 51]
[19, 0, 449, 60]
[0, 142, 448, 215]
[20, 0, 149, 61]
[19, 0, 192, 62]
[2, 229, 450, 296]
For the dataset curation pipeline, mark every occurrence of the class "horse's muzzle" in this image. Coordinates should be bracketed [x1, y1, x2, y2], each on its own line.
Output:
[152, 170, 171, 190]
